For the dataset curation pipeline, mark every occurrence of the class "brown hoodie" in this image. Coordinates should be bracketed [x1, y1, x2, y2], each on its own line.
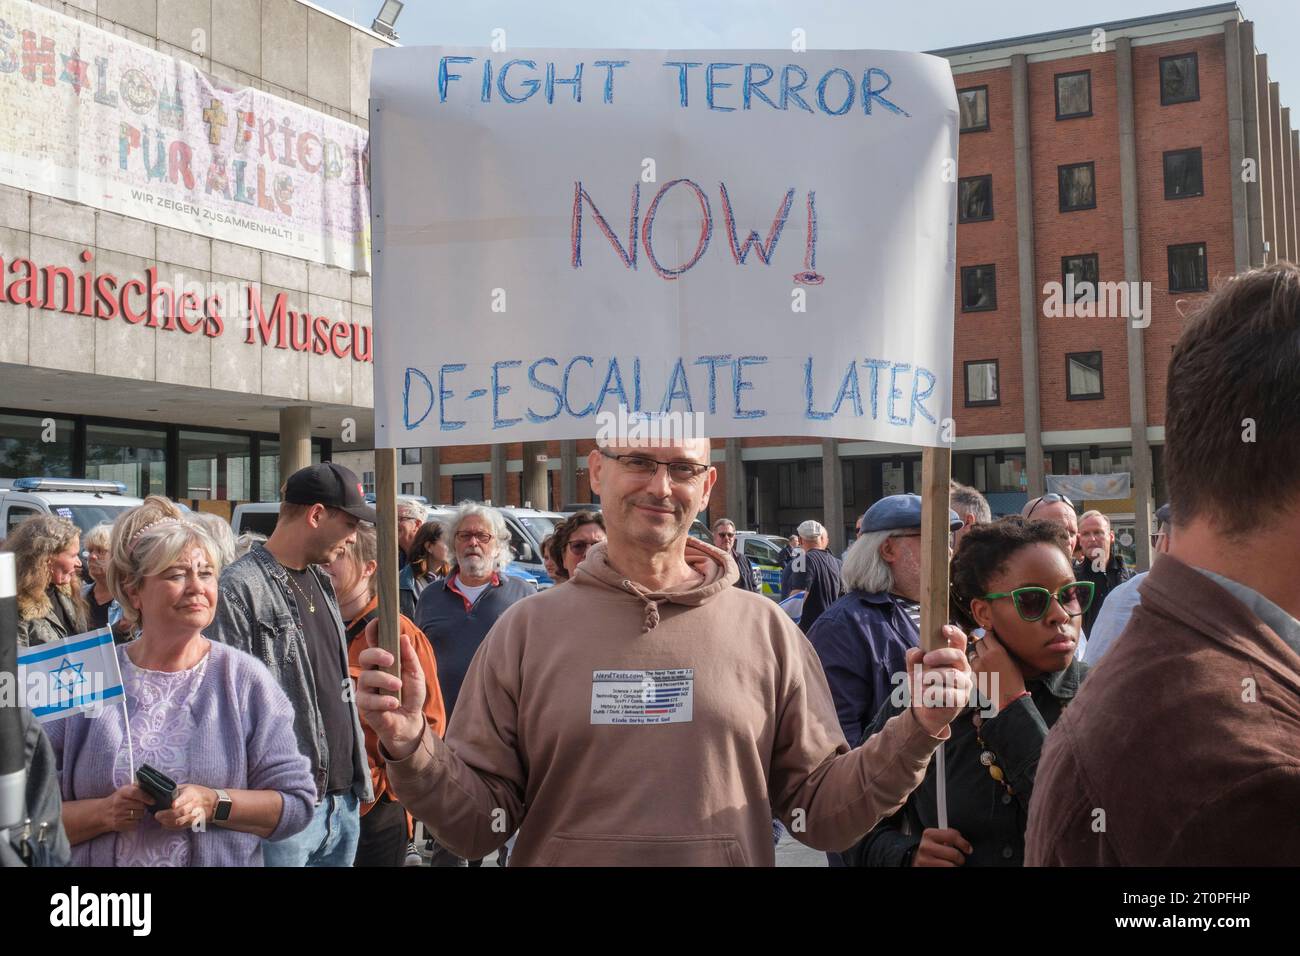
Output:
[385, 537, 947, 865]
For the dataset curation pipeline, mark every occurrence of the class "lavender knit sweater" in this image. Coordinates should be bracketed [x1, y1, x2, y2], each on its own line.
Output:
[45, 642, 316, 866]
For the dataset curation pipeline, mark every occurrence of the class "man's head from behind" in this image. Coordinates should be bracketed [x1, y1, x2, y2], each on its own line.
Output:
[796, 520, 828, 551]
[588, 436, 715, 553]
[1165, 265, 1300, 539]
[949, 480, 991, 551]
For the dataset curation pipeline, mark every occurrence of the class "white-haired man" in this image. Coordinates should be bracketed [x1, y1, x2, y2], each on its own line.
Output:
[357, 435, 972, 867]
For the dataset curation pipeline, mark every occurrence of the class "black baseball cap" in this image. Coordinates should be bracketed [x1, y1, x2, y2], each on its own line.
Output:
[283, 463, 377, 523]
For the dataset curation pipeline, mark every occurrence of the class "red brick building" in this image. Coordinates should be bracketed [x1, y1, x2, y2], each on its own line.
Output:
[354, 3, 1291, 571]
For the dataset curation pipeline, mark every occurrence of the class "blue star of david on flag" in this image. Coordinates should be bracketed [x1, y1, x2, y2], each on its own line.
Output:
[51, 657, 87, 695]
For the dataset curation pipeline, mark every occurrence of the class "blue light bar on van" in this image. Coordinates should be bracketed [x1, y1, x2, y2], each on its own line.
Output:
[12, 477, 128, 495]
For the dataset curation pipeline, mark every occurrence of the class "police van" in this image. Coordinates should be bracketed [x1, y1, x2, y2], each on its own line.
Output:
[0, 478, 144, 542]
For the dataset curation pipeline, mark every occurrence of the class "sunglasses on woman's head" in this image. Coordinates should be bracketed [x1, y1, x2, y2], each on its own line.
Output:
[980, 580, 1095, 622]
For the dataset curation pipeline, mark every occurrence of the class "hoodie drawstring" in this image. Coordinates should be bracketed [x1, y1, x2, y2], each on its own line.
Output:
[622, 580, 665, 633]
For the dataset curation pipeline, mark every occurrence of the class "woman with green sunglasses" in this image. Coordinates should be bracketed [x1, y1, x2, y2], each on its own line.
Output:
[844, 516, 1089, 867]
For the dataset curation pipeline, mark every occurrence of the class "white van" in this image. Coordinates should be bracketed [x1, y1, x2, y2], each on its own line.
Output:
[0, 478, 144, 541]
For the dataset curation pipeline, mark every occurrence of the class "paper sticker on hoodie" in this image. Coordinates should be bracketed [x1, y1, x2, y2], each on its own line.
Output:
[591, 669, 694, 725]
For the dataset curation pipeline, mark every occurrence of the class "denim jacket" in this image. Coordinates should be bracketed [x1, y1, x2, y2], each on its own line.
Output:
[204, 544, 373, 805]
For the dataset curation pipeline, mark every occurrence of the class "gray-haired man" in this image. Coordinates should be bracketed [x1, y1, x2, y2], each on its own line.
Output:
[788, 519, 843, 634]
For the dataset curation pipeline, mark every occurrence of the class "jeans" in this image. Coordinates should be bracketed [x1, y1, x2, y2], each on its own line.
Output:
[263, 792, 360, 867]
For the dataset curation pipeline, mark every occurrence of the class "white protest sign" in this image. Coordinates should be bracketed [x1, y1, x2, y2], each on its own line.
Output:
[370, 48, 957, 448]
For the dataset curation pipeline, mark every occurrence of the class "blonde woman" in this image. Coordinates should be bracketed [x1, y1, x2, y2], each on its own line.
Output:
[45, 496, 315, 866]
[3, 514, 88, 647]
[81, 522, 127, 640]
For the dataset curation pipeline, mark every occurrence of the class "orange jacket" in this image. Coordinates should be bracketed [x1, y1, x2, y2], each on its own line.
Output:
[346, 596, 448, 815]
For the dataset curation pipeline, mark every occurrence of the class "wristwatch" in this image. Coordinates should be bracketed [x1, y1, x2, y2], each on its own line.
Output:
[213, 788, 232, 823]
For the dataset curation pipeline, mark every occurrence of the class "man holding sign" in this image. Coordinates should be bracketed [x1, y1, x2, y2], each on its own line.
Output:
[358, 433, 971, 866]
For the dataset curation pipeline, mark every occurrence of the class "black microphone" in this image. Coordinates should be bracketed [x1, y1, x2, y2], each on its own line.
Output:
[0, 552, 26, 833]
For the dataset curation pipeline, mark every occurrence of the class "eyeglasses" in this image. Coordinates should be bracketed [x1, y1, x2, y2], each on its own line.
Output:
[568, 539, 600, 555]
[1026, 493, 1074, 519]
[893, 531, 955, 547]
[455, 530, 494, 545]
[599, 449, 709, 483]
[715, 532, 736, 539]
[980, 581, 1095, 622]
[1150, 531, 1166, 548]
[398, 516, 421, 526]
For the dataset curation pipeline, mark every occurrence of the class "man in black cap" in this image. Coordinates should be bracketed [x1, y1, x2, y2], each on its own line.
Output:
[206, 462, 376, 866]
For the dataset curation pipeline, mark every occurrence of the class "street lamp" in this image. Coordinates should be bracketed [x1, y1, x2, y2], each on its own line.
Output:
[371, 0, 403, 40]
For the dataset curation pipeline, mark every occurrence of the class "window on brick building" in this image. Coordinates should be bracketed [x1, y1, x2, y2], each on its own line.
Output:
[959, 86, 989, 132]
[453, 474, 484, 502]
[958, 175, 993, 222]
[1058, 162, 1096, 212]
[1062, 253, 1100, 303]
[1168, 242, 1208, 292]
[400, 481, 417, 495]
[401, 448, 421, 465]
[361, 471, 375, 494]
[1055, 70, 1092, 119]
[961, 264, 997, 311]
[964, 360, 1000, 406]
[1066, 351, 1104, 400]
[1160, 53, 1199, 105]
[1163, 148, 1204, 199]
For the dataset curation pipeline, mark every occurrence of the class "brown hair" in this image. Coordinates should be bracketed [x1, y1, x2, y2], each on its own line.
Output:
[1165, 264, 1300, 535]
[2, 514, 87, 627]
[407, 519, 447, 578]
[549, 511, 606, 580]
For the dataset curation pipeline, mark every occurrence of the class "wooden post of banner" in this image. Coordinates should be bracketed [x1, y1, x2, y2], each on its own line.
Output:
[374, 448, 401, 696]
[920, 444, 952, 828]
[919, 446, 952, 652]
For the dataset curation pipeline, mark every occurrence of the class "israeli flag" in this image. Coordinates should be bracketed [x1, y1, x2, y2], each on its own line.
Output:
[17, 628, 124, 723]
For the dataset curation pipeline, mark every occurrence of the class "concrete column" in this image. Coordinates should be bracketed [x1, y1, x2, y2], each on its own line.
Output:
[1258, 56, 1276, 264]
[1240, 24, 1266, 267]
[1284, 109, 1297, 262]
[1116, 38, 1154, 572]
[521, 441, 549, 509]
[1269, 83, 1287, 262]
[1224, 21, 1252, 274]
[560, 440, 578, 505]
[420, 447, 440, 503]
[279, 406, 312, 482]
[724, 439, 746, 527]
[1012, 53, 1045, 497]
[1293, 132, 1300, 266]
[821, 439, 844, 555]
[489, 444, 507, 505]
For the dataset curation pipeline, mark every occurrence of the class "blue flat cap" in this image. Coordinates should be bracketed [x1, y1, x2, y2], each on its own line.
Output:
[860, 493, 962, 533]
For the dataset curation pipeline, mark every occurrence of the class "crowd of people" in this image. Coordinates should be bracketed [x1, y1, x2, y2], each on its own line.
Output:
[5, 263, 1298, 867]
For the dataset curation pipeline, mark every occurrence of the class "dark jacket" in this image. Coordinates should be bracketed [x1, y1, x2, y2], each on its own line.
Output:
[730, 547, 761, 593]
[807, 589, 920, 747]
[846, 659, 1088, 867]
[398, 563, 441, 621]
[1073, 552, 1132, 635]
[1026, 555, 1300, 865]
[413, 571, 535, 719]
[788, 548, 843, 634]
[205, 543, 373, 804]
[2, 708, 71, 866]
[16, 586, 83, 647]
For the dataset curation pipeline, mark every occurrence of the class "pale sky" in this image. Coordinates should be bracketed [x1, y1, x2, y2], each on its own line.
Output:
[316, 0, 1300, 104]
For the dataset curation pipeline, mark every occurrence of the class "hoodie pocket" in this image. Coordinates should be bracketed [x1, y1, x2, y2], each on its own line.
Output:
[540, 832, 750, 867]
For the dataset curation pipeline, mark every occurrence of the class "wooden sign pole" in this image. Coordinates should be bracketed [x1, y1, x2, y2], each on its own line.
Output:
[919, 446, 952, 653]
[374, 448, 401, 696]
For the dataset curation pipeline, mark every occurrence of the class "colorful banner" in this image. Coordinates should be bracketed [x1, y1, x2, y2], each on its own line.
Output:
[370, 47, 957, 448]
[0, 0, 369, 272]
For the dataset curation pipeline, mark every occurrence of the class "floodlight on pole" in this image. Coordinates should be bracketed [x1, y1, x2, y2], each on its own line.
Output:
[371, 0, 403, 40]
